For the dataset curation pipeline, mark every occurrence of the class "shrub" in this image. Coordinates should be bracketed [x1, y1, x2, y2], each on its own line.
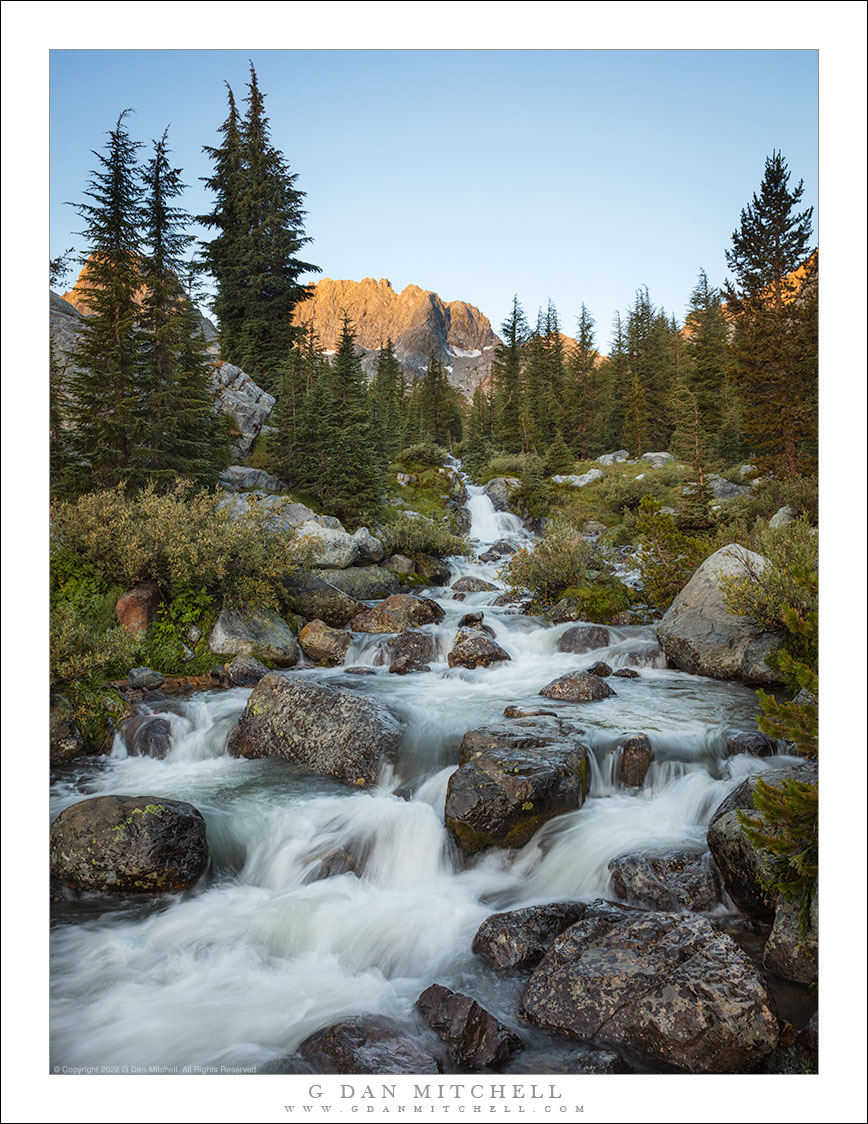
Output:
[635, 496, 714, 611]
[558, 580, 632, 623]
[50, 481, 310, 611]
[381, 513, 470, 558]
[395, 441, 448, 468]
[500, 518, 606, 606]
[481, 453, 532, 481]
[50, 601, 139, 689]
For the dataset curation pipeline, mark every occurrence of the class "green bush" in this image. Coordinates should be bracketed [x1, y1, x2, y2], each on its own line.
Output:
[50, 601, 139, 689]
[716, 474, 819, 532]
[480, 453, 533, 481]
[381, 513, 470, 558]
[50, 480, 310, 611]
[395, 441, 448, 468]
[558, 580, 633, 623]
[500, 518, 607, 607]
[635, 496, 714, 611]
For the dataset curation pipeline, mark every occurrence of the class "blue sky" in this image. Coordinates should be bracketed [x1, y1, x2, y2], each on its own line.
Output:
[49, 49, 818, 351]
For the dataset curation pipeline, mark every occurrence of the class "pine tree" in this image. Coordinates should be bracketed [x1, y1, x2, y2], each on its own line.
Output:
[491, 295, 528, 453]
[463, 384, 492, 477]
[624, 375, 648, 459]
[136, 129, 226, 489]
[49, 341, 72, 496]
[544, 430, 573, 477]
[683, 269, 729, 438]
[723, 151, 816, 476]
[271, 321, 325, 485]
[624, 287, 678, 450]
[670, 380, 713, 530]
[64, 110, 144, 494]
[372, 338, 406, 458]
[566, 303, 605, 458]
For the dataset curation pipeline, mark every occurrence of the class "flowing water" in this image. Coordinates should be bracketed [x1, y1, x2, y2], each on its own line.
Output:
[49, 473, 797, 1071]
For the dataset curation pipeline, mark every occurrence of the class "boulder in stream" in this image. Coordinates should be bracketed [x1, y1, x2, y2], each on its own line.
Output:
[50, 794, 209, 896]
[225, 653, 270, 686]
[209, 605, 300, 666]
[472, 901, 590, 971]
[310, 565, 398, 600]
[115, 713, 173, 758]
[227, 673, 402, 787]
[556, 624, 611, 653]
[297, 1015, 440, 1074]
[388, 629, 435, 674]
[416, 984, 522, 1069]
[539, 671, 615, 703]
[608, 850, 722, 911]
[447, 629, 510, 669]
[445, 718, 590, 854]
[618, 732, 653, 787]
[350, 593, 445, 634]
[520, 909, 779, 1073]
[298, 619, 352, 666]
[451, 576, 498, 593]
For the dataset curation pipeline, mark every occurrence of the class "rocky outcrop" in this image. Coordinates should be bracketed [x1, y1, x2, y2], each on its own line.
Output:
[290, 575, 364, 629]
[209, 605, 300, 666]
[296, 521, 360, 570]
[310, 565, 398, 600]
[550, 469, 604, 488]
[656, 545, 787, 686]
[447, 629, 510, 669]
[50, 795, 209, 895]
[115, 581, 162, 637]
[297, 620, 352, 666]
[209, 362, 275, 460]
[641, 451, 675, 467]
[608, 850, 722, 911]
[520, 909, 779, 1073]
[472, 902, 588, 971]
[227, 674, 402, 786]
[770, 505, 797, 528]
[296, 1015, 439, 1074]
[219, 465, 287, 493]
[350, 593, 445, 634]
[483, 477, 521, 512]
[539, 671, 615, 703]
[291, 277, 500, 398]
[444, 719, 589, 854]
[218, 493, 316, 532]
[451, 576, 498, 593]
[416, 984, 521, 1069]
[225, 653, 269, 686]
[595, 450, 629, 465]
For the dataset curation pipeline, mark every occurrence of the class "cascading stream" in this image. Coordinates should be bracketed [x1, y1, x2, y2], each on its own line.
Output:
[50, 464, 791, 1070]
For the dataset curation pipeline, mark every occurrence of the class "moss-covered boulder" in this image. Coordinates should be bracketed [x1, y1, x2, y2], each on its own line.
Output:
[50, 795, 209, 896]
[50, 696, 85, 764]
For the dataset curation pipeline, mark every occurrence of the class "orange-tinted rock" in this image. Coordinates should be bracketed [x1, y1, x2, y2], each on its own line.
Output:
[115, 581, 161, 637]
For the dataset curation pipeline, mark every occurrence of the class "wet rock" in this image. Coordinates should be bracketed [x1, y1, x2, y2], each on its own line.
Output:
[416, 984, 521, 1069]
[556, 624, 610, 653]
[625, 642, 666, 667]
[127, 667, 164, 690]
[539, 671, 615, 703]
[584, 660, 612, 677]
[388, 629, 435, 674]
[115, 581, 162, 637]
[447, 629, 511, 669]
[725, 731, 776, 758]
[608, 850, 722, 911]
[290, 575, 365, 629]
[227, 673, 402, 787]
[351, 526, 385, 563]
[451, 576, 498, 593]
[612, 668, 640, 679]
[296, 1016, 439, 1075]
[483, 477, 521, 512]
[298, 619, 352, 666]
[305, 840, 370, 882]
[50, 795, 209, 895]
[706, 762, 817, 921]
[350, 593, 445, 634]
[343, 666, 378, 676]
[445, 719, 590, 854]
[502, 706, 557, 719]
[656, 544, 787, 687]
[764, 890, 818, 984]
[415, 554, 452, 585]
[618, 733, 653, 787]
[296, 520, 360, 569]
[50, 696, 85, 764]
[225, 653, 269, 686]
[209, 605, 300, 667]
[310, 565, 399, 600]
[459, 611, 484, 628]
[383, 553, 416, 574]
[472, 901, 589, 971]
[550, 469, 604, 488]
[520, 910, 779, 1073]
[116, 714, 173, 758]
[487, 539, 517, 558]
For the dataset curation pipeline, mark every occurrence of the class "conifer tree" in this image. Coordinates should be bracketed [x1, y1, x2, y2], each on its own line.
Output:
[137, 129, 226, 489]
[491, 295, 528, 453]
[64, 110, 144, 494]
[49, 342, 72, 496]
[671, 380, 713, 530]
[624, 375, 648, 459]
[463, 385, 492, 477]
[372, 338, 406, 458]
[624, 287, 677, 450]
[544, 431, 573, 477]
[682, 269, 729, 437]
[566, 303, 604, 458]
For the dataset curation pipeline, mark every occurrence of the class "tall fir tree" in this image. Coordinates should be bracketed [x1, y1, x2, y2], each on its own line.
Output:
[491, 295, 528, 453]
[566, 303, 606, 458]
[64, 110, 144, 495]
[624, 287, 677, 450]
[463, 384, 493, 477]
[723, 151, 816, 476]
[136, 129, 227, 488]
[624, 374, 649, 459]
[372, 338, 406, 458]
[682, 269, 730, 439]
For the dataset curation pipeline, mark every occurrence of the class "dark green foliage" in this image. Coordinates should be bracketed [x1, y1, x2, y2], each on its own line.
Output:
[510, 456, 551, 520]
[50, 247, 76, 289]
[623, 287, 678, 450]
[270, 322, 326, 486]
[682, 269, 729, 436]
[566, 304, 607, 458]
[407, 352, 463, 448]
[670, 381, 714, 531]
[372, 338, 406, 458]
[395, 441, 448, 468]
[491, 295, 528, 453]
[635, 495, 713, 610]
[64, 110, 145, 494]
[624, 375, 648, 458]
[463, 385, 493, 477]
[50, 341, 72, 496]
[543, 431, 573, 477]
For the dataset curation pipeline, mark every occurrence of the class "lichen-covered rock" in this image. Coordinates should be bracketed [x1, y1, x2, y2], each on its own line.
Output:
[472, 901, 589, 971]
[116, 714, 173, 758]
[656, 545, 787, 686]
[539, 671, 615, 703]
[308, 566, 399, 600]
[383, 553, 415, 574]
[769, 504, 797, 529]
[706, 762, 817, 921]
[115, 581, 161, 637]
[225, 653, 269, 686]
[612, 668, 640, 679]
[584, 660, 612, 677]
[127, 667, 164, 690]
[520, 910, 779, 1073]
[451, 576, 498, 593]
[483, 477, 521, 512]
[550, 469, 604, 488]
[290, 575, 365, 629]
[618, 733, 652, 787]
[414, 554, 452, 585]
[350, 593, 445, 634]
[227, 674, 402, 787]
[556, 625, 611, 653]
[351, 526, 385, 563]
[50, 696, 85, 764]
[763, 890, 818, 984]
[388, 629, 435, 674]
[209, 605, 300, 666]
[608, 850, 722, 911]
[596, 450, 629, 465]
[296, 1016, 439, 1075]
[298, 619, 352, 666]
[641, 451, 675, 467]
[296, 520, 360, 569]
[416, 984, 521, 1069]
[50, 795, 209, 895]
[445, 719, 590, 854]
[209, 361, 275, 459]
[219, 465, 287, 493]
[447, 629, 511, 669]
